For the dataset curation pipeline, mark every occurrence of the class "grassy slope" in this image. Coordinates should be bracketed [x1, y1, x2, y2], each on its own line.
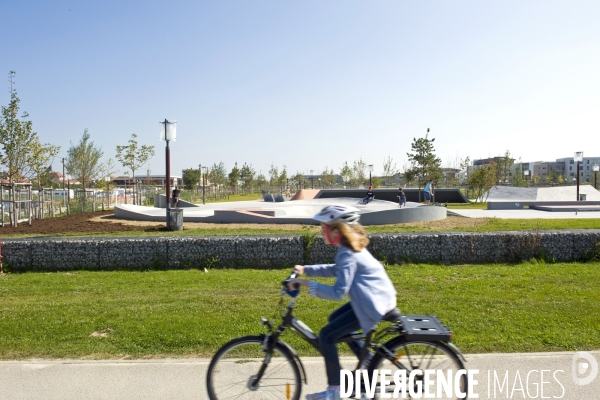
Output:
[1, 262, 598, 360]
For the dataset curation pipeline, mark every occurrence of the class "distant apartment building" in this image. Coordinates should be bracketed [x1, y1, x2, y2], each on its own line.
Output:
[441, 168, 462, 182]
[557, 156, 600, 182]
[468, 154, 599, 184]
[467, 156, 515, 181]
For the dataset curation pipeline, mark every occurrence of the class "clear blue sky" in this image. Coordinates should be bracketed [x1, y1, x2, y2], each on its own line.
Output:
[2, 1, 599, 178]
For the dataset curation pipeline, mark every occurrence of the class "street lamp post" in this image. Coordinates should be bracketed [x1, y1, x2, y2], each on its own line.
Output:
[574, 152, 583, 201]
[106, 177, 111, 208]
[202, 166, 207, 205]
[524, 169, 529, 186]
[198, 164, 202, 195]
[593, 164, 599, 190]
[62, 157, 66, 208]
[159, 119, 176, 228]
[368, 165, 374, 186]
[310, 170, 314, 189]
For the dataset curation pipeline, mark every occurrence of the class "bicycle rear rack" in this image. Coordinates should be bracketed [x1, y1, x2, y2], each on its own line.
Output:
[398, 315, 452, 342]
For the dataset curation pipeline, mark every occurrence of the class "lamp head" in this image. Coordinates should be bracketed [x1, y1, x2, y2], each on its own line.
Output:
[159, 120, 177, 141]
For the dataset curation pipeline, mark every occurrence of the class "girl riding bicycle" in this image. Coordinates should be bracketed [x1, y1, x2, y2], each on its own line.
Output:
[288, 204, 397, 400]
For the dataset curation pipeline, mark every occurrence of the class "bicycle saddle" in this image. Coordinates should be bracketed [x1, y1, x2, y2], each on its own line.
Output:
[381, 307, 402, 322]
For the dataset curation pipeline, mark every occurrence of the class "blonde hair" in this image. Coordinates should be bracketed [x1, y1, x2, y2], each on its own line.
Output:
[330, 222, 369, 252]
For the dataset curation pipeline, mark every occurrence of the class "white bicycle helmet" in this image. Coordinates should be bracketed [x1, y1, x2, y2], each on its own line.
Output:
[313, 204, 360, 225]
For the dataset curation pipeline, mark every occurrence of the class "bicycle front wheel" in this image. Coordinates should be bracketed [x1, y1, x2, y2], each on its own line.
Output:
[206, 335, 301, 400]
[369, 338, 468, 399]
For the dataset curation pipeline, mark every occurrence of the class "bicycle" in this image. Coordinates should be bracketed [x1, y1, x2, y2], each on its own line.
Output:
[206, 271, 468, 399]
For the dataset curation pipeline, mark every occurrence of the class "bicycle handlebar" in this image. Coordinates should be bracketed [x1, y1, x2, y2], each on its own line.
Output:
[282, 270, 300, 298]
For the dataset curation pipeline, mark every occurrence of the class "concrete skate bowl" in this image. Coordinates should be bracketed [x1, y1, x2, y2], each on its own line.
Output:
[314, 188, 470, 203]
[114, 197, 446, 225]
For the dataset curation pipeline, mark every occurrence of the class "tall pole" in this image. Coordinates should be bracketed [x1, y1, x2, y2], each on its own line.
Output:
[67, 179, 70, 215]
[166, 139, 171, 210]
[202, 167, 206, 205]
[576, 160, 580, 201]
[62, 157, 66, 208]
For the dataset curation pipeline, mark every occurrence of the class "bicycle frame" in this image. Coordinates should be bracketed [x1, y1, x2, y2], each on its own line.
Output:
[255, 284, 401, 386]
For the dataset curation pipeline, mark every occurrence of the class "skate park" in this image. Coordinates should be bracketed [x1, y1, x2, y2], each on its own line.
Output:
[114, 189, 447, 225]
[114, 185, 600, 225]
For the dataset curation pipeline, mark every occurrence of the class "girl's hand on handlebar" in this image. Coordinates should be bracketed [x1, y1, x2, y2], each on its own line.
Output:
[293, 265, 305, 275]
[287, 278, 309, 290]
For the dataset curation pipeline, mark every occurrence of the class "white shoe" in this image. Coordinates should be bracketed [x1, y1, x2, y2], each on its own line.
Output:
[357, 353, 373, 371]
[306, 387, 340, 400]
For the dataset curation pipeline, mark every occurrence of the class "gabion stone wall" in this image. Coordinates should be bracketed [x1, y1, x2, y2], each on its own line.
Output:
[2, 230, 599, 272]
[367, 230, 600, 264]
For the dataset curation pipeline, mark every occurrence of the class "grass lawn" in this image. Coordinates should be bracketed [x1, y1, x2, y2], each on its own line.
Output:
[446, 202, 488, 209]
[1, 262, 598, 360]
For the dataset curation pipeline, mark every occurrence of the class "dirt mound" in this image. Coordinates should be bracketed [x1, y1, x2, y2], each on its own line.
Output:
[0, 211, 166, 236]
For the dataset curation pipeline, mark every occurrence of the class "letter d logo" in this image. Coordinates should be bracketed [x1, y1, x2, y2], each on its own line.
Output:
[572, 351, 598, 386]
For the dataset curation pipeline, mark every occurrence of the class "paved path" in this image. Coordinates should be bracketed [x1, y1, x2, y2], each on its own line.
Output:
[449, 208, 600, 219]
[1, 351, 598, 399]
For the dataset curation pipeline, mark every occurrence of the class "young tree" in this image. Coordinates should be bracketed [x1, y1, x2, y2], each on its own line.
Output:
[339, 162, 353, 187]
[497, 150, 514, 184]
[268, 163, 279, 186]
[371, 176, 383, 188]
[228, 162, 240, 193]
[352, 158, 368, 186]
[115, 133, 155, 184]
[28, 138, 60, 189]
[467, 163, 498, 202]
[240, 162, 256, 194]
[182, 168, 201, 190]
[402, 163, 417, 187]
[406, 130, 443, 200]
[66, 129, 103, 188]
[256, 172, 267, 191]
[97, 158, 119, 189]
[321, 166, 336, 188]
[289, 171, 305, 191]
[0, 73, 38, 183]
[382, 155, 399, 187]
[277, 165, 288, 188]
[210, 162, 227, 189]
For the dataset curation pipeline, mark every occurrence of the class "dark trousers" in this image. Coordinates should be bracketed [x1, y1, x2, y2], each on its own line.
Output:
[319, 302, 363, 386]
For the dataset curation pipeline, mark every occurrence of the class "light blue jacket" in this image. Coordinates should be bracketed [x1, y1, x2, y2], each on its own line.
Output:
[305, 246, 397, 333]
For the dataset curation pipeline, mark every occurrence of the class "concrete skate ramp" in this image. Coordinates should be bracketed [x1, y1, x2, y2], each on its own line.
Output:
[535, 185, 600, 201]
[485, 185, 600, 202]
[114, 197, 446, 225]
[291, 189, 321, 200]
[154, 194, 199, 208]
[314, 188, 469, 203]
[485, 187, 538, 201]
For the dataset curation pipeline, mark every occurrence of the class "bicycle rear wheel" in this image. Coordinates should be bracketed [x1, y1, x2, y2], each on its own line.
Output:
[368, 338, 468, 399]
[206, 335, 301, 400]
